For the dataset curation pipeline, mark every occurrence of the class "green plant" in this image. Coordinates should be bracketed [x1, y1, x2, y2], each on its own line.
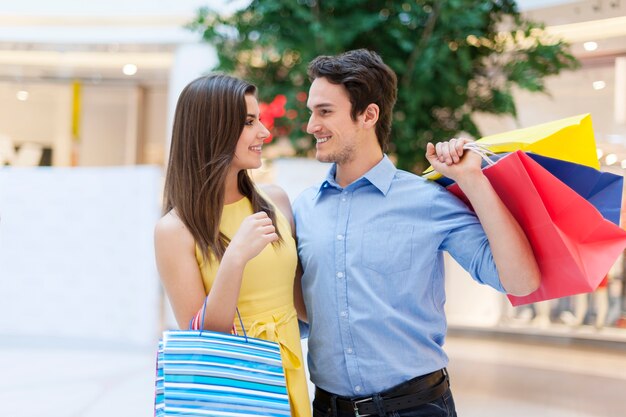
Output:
[189, 0, 578, 171]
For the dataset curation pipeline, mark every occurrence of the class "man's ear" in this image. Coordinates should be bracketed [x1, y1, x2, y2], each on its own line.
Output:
[362, 103, 379, 129]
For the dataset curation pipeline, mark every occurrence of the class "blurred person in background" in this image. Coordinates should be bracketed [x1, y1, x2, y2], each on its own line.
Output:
[154, 74, 311, 417]
[293, 49, 540, 417]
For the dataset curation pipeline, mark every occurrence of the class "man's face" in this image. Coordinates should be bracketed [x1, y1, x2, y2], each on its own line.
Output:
[306, 77, 364, 165]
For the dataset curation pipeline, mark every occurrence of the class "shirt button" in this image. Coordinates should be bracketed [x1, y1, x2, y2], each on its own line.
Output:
[346, 348, 353, 354]
[337, 234, 344, 240]
[340, 311, 348, 317]
[341, 198, 346, 202]
[355, 385, 362, 392]
[336, 272, 344, 278]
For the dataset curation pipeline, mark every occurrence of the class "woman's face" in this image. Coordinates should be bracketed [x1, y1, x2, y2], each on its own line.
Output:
[230, 94, 271, 172]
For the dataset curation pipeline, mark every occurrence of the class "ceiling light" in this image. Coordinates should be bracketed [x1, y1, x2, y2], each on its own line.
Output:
[593, 80, 606, 90]
[122, 64, 138, 76]
[16, 90, 29, 101]
[583, 41, 598, 51]
[605, 153, 618, 165]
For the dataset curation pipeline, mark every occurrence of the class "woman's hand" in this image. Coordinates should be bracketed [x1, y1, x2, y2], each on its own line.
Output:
[226, 211, 278, 262]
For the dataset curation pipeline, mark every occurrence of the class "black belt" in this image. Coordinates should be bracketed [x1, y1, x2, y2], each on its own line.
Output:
[314, 369, 449, 416]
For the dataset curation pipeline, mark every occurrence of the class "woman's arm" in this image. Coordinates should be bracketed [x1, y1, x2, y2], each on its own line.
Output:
[154, 212, 207, 329]
[155, 210, 277, 332]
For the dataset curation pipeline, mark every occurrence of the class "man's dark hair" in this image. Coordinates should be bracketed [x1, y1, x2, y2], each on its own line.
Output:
[307, 49, 398, 152]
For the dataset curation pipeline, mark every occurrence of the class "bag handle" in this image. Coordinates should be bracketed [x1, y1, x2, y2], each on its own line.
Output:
[190, 298, 248, 342]
[463, 142, 497, 166]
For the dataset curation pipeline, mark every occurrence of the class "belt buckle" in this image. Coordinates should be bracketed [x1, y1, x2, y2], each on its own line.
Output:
[351, 396, 373, 417]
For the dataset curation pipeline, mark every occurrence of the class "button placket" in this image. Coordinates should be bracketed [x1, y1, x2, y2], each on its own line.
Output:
[334, 188, 364, 394]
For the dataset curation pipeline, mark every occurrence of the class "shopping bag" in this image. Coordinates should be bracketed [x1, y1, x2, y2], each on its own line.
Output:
[447, 150, 626, 306]
[423, 113, 599, 180]
[154, 308, 290, 417]
[155, 340, 164, 416]
[525, 153, 623, 226]
[435, 152, 624, 226]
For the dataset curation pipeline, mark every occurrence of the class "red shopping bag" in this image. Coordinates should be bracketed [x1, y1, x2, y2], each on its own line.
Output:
[447, 150, 626, 306]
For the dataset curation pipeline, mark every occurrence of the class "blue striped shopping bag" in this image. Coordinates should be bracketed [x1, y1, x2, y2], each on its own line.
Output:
[155, 339, 165, 416]
[154, 309, 290, 417]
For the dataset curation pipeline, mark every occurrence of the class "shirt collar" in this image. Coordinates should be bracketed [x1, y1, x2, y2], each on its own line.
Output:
[363, 155, 396, 195]
[314, 155, 396, 199]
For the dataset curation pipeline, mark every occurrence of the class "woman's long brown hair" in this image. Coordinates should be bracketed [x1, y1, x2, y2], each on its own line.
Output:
[163, 74, 282, 261]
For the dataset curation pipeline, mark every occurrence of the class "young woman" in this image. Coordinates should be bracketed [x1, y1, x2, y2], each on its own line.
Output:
[154, 74, 311, 417]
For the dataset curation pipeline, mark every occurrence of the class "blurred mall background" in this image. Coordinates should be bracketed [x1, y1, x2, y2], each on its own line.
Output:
[1, 1, 625, 416]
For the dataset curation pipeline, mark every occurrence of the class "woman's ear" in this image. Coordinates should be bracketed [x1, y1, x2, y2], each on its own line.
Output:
[363, 103, 379, 129]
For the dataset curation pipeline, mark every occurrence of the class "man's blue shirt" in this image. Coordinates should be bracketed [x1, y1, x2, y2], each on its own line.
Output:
[293, 155, 504, 397]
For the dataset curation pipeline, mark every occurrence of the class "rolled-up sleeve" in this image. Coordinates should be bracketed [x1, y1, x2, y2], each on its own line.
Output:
[430, 186, 505, 292]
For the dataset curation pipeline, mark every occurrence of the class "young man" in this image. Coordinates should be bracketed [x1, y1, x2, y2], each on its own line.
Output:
[292, 49, 540, 417]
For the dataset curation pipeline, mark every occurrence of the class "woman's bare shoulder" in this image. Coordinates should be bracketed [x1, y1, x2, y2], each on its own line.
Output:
[155, 210, 194, 247]
[259, 184, 294, 232]
[260, 184, 291, 209]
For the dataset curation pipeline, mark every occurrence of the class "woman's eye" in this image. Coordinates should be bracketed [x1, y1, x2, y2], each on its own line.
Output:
[245, 119, 254, 126]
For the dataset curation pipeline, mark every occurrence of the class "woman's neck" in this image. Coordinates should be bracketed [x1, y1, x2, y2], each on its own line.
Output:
[223, 170, 244, 204]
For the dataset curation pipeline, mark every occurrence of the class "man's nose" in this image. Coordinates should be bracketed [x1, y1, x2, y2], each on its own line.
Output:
[307, 115, 319, 134]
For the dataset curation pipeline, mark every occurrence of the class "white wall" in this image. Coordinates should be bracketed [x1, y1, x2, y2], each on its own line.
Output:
[144, 86, 169, 165]
[79, 85, 134, 166]
[0, 166, 162, 348]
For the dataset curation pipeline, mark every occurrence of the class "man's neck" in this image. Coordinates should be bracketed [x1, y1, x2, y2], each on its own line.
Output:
[335, 151, 384, 188]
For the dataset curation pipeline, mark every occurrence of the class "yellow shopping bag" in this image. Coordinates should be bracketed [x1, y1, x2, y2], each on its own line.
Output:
[423, 113, 598, 180]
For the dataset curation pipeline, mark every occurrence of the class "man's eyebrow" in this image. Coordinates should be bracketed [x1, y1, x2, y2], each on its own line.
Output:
[308, 103, 334, 110]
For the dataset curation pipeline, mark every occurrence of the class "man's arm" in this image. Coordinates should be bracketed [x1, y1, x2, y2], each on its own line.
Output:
[426, 138, 540, 296]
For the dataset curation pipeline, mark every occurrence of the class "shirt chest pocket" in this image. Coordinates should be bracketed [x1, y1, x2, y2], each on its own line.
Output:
[361, 224, 414, 274]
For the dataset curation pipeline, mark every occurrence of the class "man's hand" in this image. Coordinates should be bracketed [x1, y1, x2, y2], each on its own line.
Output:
[427, 138, 541, 296]
[425, 138, 483, 184]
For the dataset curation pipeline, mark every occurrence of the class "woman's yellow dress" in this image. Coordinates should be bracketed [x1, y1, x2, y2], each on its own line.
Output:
[195, 195, 311, 417]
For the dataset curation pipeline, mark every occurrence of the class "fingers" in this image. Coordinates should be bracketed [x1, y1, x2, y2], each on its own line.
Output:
[250, 211, 273, 226]
[250, 211, 278, 239]
[425, 142, 436, 161]
[250, 211, 270, 221]
[228, 211, 281, 262]
[428, 138, 474, 165]
[440, 139, 459, 164]
[453, 138, 465, 158]
[261, 223, 277, 237]
[265, 231, 279, 243]
[435, 141, 453, 165]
